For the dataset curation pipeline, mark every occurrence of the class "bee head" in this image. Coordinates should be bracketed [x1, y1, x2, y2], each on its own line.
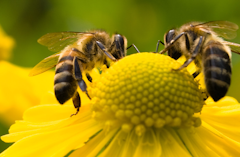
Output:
[163, 29, 182, 60]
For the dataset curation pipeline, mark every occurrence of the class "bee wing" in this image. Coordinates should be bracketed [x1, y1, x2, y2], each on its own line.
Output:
[223, 41, 240, 54]
[38, 32, 94, 52]
[195, 21, 239, 39]
[29, 52, 60, 76]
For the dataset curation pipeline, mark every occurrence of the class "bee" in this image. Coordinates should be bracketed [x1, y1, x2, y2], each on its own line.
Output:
[30, 30, 127, 115]
[160, 21, 240, 102]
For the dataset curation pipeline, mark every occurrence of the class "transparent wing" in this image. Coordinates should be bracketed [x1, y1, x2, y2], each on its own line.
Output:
[194, 21, 239, 39]
[29, 53, 60, 76]
[223, 41, 240, 54]
[38, 32, 94, 52]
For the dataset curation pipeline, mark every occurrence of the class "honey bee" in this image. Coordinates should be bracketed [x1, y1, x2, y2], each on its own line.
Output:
[160, 21, 240, 101]
[30, 30, 127, 115]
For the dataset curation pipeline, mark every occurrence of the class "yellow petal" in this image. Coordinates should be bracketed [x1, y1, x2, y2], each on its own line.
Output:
[23, 104, 76, 122]
[201, 97, 240, 142]
[120, 128, 140, 157]
[205, 96, 239, 107]
[97, 130, 127, 157]
[176, 128, 220, 156]
[196, 123, 240, 156]
[1, 119, 102, 157]
[69, 128, 118, 157]
[1, 102, 93, 142]
[158, 128, 192, 157]
[133, 129, 161, 157]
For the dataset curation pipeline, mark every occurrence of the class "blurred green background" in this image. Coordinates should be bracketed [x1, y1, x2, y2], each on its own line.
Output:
[1, 0, 240, 152]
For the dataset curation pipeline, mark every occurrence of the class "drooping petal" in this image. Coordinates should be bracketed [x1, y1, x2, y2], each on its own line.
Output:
[158, 128, 192, 157]
[1, 118, 102, 157]
[2, 104, 92, 142]
[196, 123, 240, 156]
[201, 97, 240, 142]
[69, 128, 119, 157]
[97, 130, 127, 157]
[176, 128, 220, 157]
[133, 129, 161, 157]
[120, 128, 140, 157]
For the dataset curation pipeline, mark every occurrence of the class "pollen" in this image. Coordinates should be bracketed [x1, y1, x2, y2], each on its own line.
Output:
[91, 53, 204, 135]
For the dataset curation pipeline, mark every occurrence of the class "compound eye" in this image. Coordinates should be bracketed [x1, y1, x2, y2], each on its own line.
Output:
[114, 34, 124, 46]
[114, 34, 125, 55]
[165, 29, 176, 44]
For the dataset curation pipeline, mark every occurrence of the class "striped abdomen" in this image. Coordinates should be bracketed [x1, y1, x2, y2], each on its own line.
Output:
[54, 56, 77, 104]
[203, 41, 231, 101]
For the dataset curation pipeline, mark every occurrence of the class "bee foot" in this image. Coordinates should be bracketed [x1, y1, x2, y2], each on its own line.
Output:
[70, 107, 79, 117]
[86, 91, 91, 100]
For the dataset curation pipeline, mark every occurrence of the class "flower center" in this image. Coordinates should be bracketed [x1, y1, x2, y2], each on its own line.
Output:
[91, 53, 204, 134]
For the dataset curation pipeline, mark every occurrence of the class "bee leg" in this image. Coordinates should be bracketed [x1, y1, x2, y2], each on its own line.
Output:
[71, 92, 81, 117]
[192, 70, 201, 78]
[127, 44, 140, 53]
[78, 80, 91, 99]
[173, 36, 204, 71]
[160, 32, 186, 54]
[96, 41, 117, 61]
[73, 57, 91, 100]
[155, 40, 164, 53]
[86, 73, 92, 82]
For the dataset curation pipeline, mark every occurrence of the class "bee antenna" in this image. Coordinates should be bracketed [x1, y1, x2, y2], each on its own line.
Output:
[127, 44, 140, 53]
[155, 40, 164, 53]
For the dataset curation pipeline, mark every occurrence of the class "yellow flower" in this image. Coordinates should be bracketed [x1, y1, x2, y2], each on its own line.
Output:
[0, 25, 14, 60]
[1, 53, 240, 157]
[0, 61, 54, 125]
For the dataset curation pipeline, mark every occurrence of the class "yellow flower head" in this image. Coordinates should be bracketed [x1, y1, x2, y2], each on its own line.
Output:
[1, 53, 240, 157]
[0, 25, 14, 60]
[91, 53, 204, 132]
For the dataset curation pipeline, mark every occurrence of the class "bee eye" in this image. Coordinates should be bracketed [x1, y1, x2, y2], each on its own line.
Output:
[111, 34, 126, 58]
[114, 34, 124, 45]
[165, 29, 176, 44]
